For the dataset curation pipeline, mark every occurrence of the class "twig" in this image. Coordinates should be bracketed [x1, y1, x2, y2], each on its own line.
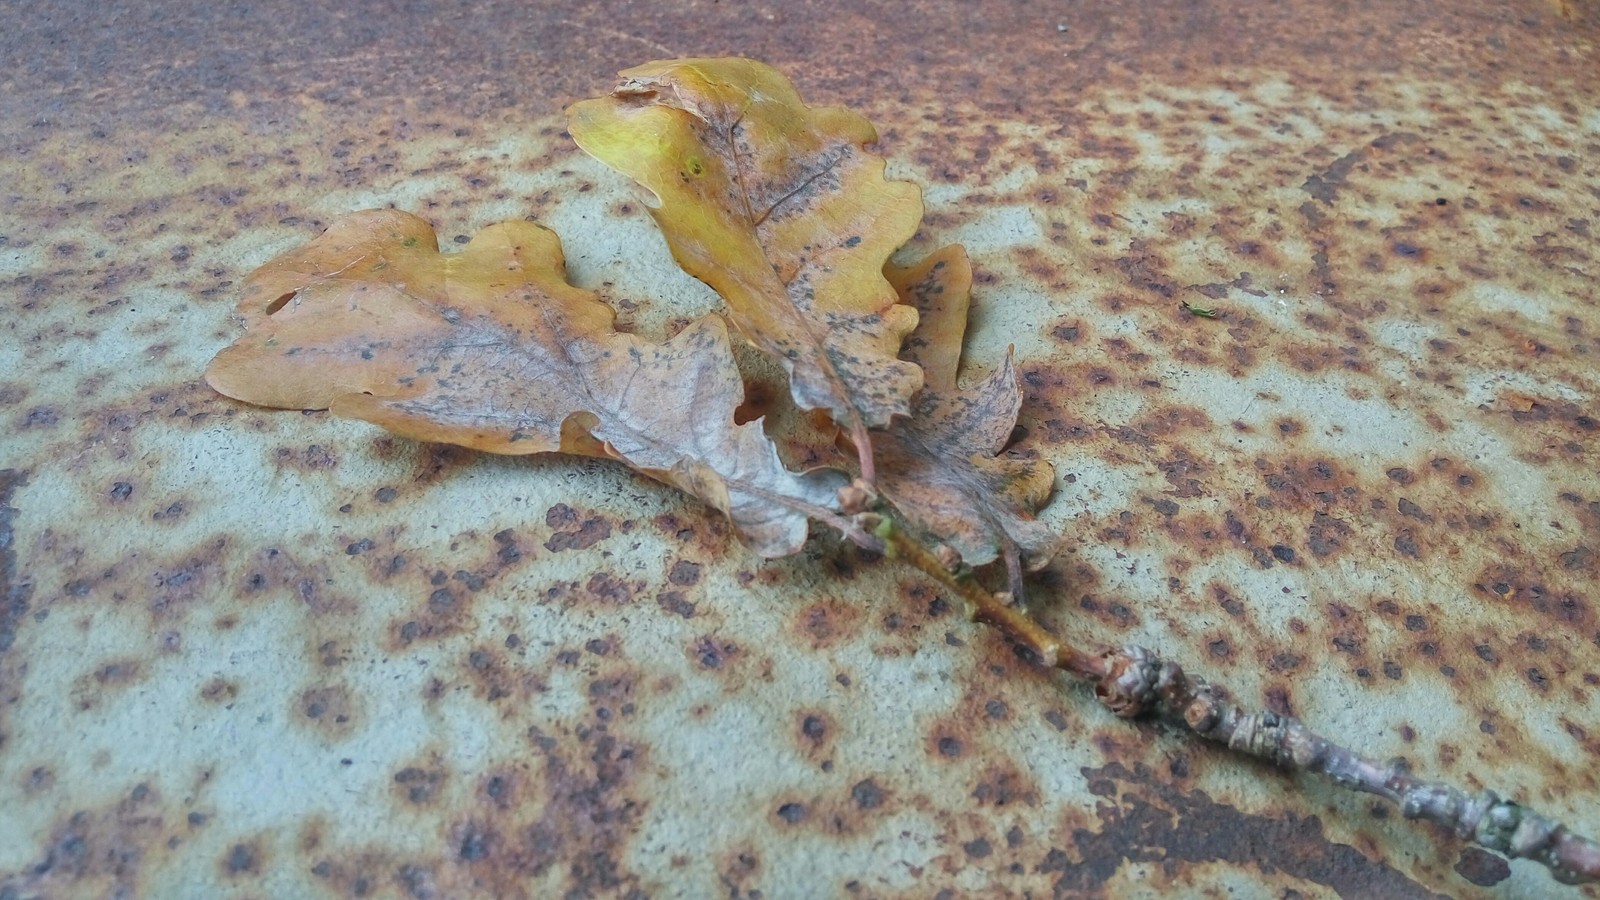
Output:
[873, 514, 1600, 888]
[1097, 645, 1600, 886]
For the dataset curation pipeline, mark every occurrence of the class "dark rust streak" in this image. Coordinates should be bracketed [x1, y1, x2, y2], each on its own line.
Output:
[0, 469, 30, 752]
[1060, 762, 1445, 899]
[0, 469, 26, 657]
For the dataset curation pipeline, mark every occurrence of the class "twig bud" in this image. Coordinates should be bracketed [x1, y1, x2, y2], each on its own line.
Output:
[837, 478, 876, 514]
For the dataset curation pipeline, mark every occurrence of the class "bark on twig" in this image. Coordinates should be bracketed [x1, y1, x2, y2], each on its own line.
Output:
[1097, 644, 1600, 886]
[874, 515, 1600, 888]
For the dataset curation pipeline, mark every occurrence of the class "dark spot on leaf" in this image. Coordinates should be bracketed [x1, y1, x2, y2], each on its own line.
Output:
[265, 292, 296, 315]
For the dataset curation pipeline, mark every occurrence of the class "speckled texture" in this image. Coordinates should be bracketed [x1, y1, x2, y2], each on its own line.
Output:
[2, 0, 1597, 897]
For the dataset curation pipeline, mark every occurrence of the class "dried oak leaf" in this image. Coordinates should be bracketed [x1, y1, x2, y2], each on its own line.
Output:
[887, 245, 971, 389]
[566, 57, 925, 456]
[205, 209, 843, 557]
[874, 245, 1057, 571]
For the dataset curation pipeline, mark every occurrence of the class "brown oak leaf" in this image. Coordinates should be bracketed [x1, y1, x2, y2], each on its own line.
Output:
[566, 57, 925, 475]
[874, 246, 1057, 574]
[205, 209, 844, 557]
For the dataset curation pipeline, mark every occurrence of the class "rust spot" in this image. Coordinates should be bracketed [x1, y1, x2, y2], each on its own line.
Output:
[666, 559, 701, 586]
[453, 820, 497, 862]
[513, 725, 648, 895]
[1453, 847, 1511, 886]
[655, 590, 696, 618]
[22, 765, 56, 796]
[1559, 545, 1596, 571]
[1394, 528, 1422, 560]
[850, 778, 887, 810]
[717, 846, 763, 894]
[1050, 320, 1083, 343]
[970, 764, 1037, 809]
[271, 442, 339, 471]
[690, 635, 740, 671]
[239, 545, 349, 617]
[412, 443, 476, 484]
[490, 528, 528, 569]
[2, 782, 172, 896]
[792, 600, 863, 650]
[962, 836, 993, 859]
[223, 840, 261, 877]
[796, 710, 836, 763]
[70, 658, 146, 710]
[199, 677, 238, 703]
[1057, 763, 1439, 897]
[650, 511, 733, 557]
[544, 505, 612, 552]
[296, 685, 361, 739]
[584, 572, 635, 605]
[393, 762, 448, 807]
[775, 801, 807, 825]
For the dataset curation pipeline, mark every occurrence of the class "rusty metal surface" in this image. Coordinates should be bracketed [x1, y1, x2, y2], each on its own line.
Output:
[2, 0, 1598, 897]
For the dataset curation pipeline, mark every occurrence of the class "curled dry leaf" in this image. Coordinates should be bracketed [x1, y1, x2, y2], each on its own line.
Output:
[886, 245, 971, 389]
[566, 57, 925, 475]
[204, 209, 844, 557]
[874, 246, 1057, 572]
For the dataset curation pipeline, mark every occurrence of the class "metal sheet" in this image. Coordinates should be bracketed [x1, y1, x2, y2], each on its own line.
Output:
[2, 1, 1597, 897]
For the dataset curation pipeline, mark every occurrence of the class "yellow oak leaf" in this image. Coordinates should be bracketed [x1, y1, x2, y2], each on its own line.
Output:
[874, 246, 1057, 573]
[566, 57, 925, 475]
[205, 209, 844, 557]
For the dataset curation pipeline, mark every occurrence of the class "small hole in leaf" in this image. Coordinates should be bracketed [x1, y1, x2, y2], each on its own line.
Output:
[265, 292, 298, 315]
